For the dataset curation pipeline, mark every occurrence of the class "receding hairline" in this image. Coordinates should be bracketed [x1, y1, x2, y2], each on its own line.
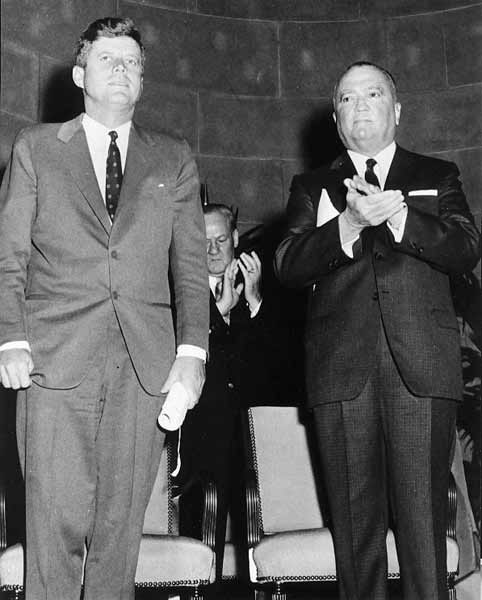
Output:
[333, 61, 398, 105]
[203, 203, 237, 232]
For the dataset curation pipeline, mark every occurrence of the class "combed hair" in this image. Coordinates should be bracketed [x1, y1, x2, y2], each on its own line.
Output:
[203, 203, 237, 232]
[74, 17, 145, 69]
[332, 61, 397, 104]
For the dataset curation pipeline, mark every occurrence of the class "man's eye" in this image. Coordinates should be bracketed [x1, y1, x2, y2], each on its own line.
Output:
[99, 55, 111, 62]
[369, 90, 381, 98]
[340, 96, 354, 104]
[126, 58, 140, 67]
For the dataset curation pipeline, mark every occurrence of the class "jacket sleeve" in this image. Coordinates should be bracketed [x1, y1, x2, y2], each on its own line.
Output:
[274, 175, 353, 289]
[390, 162, 480, 274]
[0, 129, 37, 345]
[169, 140, 210, 352]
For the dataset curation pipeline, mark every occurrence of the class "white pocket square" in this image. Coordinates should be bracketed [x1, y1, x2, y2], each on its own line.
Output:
[408, 189, 437, 196]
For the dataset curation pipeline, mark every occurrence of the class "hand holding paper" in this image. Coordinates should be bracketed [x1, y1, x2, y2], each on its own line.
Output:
[158, 381, 190, 431]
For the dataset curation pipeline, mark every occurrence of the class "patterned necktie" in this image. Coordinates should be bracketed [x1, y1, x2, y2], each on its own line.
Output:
[106, 130, 123, 221]
[365, 158, 381, 188]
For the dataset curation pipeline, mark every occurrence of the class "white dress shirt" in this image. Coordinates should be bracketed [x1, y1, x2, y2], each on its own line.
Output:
[317, 141, 408, 258]
[82, 113, 130, 202]
[1, 114, 206, 361]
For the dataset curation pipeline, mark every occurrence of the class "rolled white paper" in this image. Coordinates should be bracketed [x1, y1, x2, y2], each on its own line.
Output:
[158, 381, 190, 431]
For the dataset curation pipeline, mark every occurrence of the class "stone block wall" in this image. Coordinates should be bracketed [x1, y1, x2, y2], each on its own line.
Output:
[1, 0, 481, 232]
[0, 0, 481, 547]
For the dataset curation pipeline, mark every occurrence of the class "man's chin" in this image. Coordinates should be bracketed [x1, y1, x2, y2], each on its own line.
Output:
[207, 265, 226, 277]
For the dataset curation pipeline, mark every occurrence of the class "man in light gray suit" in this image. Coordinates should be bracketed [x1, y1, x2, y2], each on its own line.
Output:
[0, 17, 209, 600]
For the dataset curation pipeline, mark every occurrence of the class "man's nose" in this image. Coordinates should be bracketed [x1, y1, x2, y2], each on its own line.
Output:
[113, 59, 127, 72]
[355, 96, 369, 110]
[207, 242, 218, 255]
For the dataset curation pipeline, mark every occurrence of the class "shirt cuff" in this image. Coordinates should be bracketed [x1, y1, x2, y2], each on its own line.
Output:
[341, 236, 360, 259]
[338, 211, 361, 258]
[0, 341, 31, 352]
[176, 344, 206, 362]
[387, 206, 408, 242]
[248, 299, 262, 318]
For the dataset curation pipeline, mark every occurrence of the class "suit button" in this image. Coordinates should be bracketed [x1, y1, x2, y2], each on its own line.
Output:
[418, 246, 424, 254]
[112, 291, 119, 300]
[227, 382, 234, 389]
[111, 250, 118, 259]
[374, 252, 384, 260]
[372, 291, 379, 301]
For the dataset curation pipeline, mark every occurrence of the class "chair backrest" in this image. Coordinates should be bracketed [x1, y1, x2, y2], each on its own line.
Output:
[142, 437, 179, 536]
[246, 406, 324, 534]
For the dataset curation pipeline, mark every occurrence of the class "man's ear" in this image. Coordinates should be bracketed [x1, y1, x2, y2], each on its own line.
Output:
[137, 76, 144, 102]
[332, 111, 337, 124]
[72, 65, 85, 90]
[233, 229, 239, 248]
[395, 102, 401, 126]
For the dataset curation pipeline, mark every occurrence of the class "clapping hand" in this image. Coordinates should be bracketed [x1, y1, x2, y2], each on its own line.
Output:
[238, 251, 262, 310]
[343, 175, 406, 232]
[216, 259, 244, 317]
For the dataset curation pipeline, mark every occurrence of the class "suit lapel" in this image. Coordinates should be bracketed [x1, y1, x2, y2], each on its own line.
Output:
[384, 145, 415, 192]
[114, 124, 153, 221]
[209, 292, 229, 334]
[325, 152, 357, 212]
[57, 116, 111, 234]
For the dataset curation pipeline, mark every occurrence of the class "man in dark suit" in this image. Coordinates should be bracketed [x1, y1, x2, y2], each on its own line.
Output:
[177, 203, 280, 584]
[275, 61, 480, 600]
[0, 17, 208, 600]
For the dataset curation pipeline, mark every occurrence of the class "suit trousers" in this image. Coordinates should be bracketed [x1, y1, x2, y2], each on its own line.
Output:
[312, 326, 456, 600]
[16, 312, 165, 600]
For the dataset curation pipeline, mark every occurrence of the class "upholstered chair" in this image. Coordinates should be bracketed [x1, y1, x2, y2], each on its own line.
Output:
[244, 406, 459, 600]
[0, 437, 218, 600]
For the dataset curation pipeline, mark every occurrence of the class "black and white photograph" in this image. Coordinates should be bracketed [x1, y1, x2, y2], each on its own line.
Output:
[0, 2, 480, 599]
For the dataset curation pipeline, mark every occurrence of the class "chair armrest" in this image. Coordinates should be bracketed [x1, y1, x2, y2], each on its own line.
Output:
[201, 478, 217, 550]
[446, 472, 457, 541]
[246, 469, 261, 547]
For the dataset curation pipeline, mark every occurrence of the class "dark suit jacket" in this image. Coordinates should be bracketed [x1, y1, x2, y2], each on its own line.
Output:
[178, 291, 281, 485]
[275, 145, 480, 407]
[0, 115, 209, 393]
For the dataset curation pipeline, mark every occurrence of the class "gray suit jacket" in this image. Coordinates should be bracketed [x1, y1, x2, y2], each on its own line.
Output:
[275, 146, 480, 407]
[0, 115, 209, 393]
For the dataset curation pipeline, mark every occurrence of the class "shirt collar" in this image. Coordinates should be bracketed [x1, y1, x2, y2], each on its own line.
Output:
[209, 275, 222, 295]
[82, 113, 132, 147]
[347, 141, 396, 190]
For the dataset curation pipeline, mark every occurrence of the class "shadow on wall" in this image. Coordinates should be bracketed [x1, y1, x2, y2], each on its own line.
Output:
[41, 65, 84, 123]
[300, 104, 345, 172]
[0, 67, 83, 187]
